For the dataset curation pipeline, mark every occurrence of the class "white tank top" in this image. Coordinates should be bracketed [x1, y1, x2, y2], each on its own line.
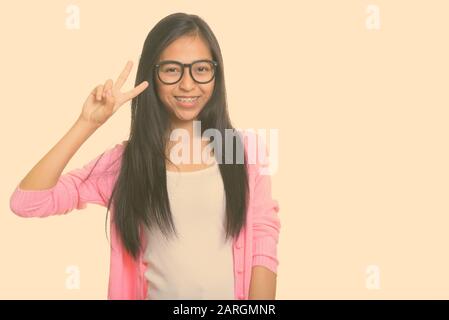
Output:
[143, 159, 235, 299]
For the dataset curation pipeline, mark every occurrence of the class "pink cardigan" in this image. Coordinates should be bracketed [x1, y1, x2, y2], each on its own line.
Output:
[9, 135, 281, 300]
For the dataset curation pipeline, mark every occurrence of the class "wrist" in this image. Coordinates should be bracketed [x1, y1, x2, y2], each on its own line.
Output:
[76, 116, 99, 132]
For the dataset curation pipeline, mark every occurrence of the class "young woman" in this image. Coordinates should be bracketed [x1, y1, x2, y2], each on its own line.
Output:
[10, 12, 281, 300]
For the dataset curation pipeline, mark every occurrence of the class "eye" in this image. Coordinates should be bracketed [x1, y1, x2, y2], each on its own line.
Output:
[160, 64, 181, 73]
[164, 67, 178, 73]
[195, 65, 211, 73]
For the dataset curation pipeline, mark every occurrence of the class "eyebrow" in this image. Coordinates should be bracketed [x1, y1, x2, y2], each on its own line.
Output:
[157, 58, 214, 63]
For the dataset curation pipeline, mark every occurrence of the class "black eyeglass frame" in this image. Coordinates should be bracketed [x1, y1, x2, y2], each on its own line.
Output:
[154, 59, 218, 85]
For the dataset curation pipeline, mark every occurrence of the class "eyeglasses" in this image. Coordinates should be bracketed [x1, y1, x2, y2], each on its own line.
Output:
[154, 59, 218, 85]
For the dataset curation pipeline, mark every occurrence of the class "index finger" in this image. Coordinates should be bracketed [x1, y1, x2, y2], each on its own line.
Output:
[122, 81, 149, 102]
[115, 60, 133, 90]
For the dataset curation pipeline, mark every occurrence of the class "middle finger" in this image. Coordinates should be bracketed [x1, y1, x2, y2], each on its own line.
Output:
[102, 79, 113, 97]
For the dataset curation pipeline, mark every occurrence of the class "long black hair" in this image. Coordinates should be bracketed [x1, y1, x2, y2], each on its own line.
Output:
[103, 12, 249, 259]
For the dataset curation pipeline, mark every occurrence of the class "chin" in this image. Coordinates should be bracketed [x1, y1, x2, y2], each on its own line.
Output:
[172, 109, 201, 122]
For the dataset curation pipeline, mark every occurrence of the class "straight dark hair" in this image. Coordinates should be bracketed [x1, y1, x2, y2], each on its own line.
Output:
[96, 13, 250, 259]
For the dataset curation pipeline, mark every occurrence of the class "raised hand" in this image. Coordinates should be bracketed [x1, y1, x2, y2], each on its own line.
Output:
[80, 60, 149, 128]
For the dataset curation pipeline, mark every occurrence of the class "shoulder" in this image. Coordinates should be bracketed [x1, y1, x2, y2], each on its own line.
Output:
[86, 140, 127, 175]
[105, 140, 128, 173]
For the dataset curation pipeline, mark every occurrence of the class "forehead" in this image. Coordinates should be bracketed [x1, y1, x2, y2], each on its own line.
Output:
[158, 34, 212, 63]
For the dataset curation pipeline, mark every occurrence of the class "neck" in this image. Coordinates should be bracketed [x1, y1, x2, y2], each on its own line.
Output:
[167, 116, 202, 140]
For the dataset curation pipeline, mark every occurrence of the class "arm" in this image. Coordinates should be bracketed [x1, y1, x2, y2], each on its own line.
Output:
[9, 116, 111, 217]
[248, 266, 277, 300]
[248, 134, 281, 300]
[18, 116, 97, 191]
[17, 60, 147, 191]
[10, 60, 147, 217]
[9, 118, 123, 217]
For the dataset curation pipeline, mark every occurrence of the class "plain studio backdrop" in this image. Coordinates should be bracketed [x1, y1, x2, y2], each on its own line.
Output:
[1, 0, 449, 299]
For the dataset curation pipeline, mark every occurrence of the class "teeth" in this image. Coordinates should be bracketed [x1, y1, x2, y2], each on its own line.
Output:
[176, 96, 198, 103]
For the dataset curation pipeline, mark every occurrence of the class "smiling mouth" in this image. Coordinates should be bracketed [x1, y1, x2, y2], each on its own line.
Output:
[174, 96, 200, 102]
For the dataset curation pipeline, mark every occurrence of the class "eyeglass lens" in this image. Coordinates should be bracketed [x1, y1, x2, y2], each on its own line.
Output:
[158, 61, 215, 84]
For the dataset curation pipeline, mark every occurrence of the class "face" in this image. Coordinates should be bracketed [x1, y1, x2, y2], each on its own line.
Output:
[155, 34, 215, 125]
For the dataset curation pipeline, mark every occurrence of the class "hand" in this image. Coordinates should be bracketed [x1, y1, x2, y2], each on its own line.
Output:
[79, 60, 149, 128]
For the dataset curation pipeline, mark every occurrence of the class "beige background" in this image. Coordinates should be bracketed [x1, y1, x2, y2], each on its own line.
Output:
[1, 0, 449, 299]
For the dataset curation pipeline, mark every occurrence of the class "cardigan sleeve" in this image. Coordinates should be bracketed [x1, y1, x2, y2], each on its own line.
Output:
[250, 134, 281, 274]
[9, 142, 125, 218]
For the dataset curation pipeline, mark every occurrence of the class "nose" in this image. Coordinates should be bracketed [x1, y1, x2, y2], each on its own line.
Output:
[178, 66, 195, 91]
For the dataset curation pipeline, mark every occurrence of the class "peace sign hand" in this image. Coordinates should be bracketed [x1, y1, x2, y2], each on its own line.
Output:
[80, 60, 149, 129]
